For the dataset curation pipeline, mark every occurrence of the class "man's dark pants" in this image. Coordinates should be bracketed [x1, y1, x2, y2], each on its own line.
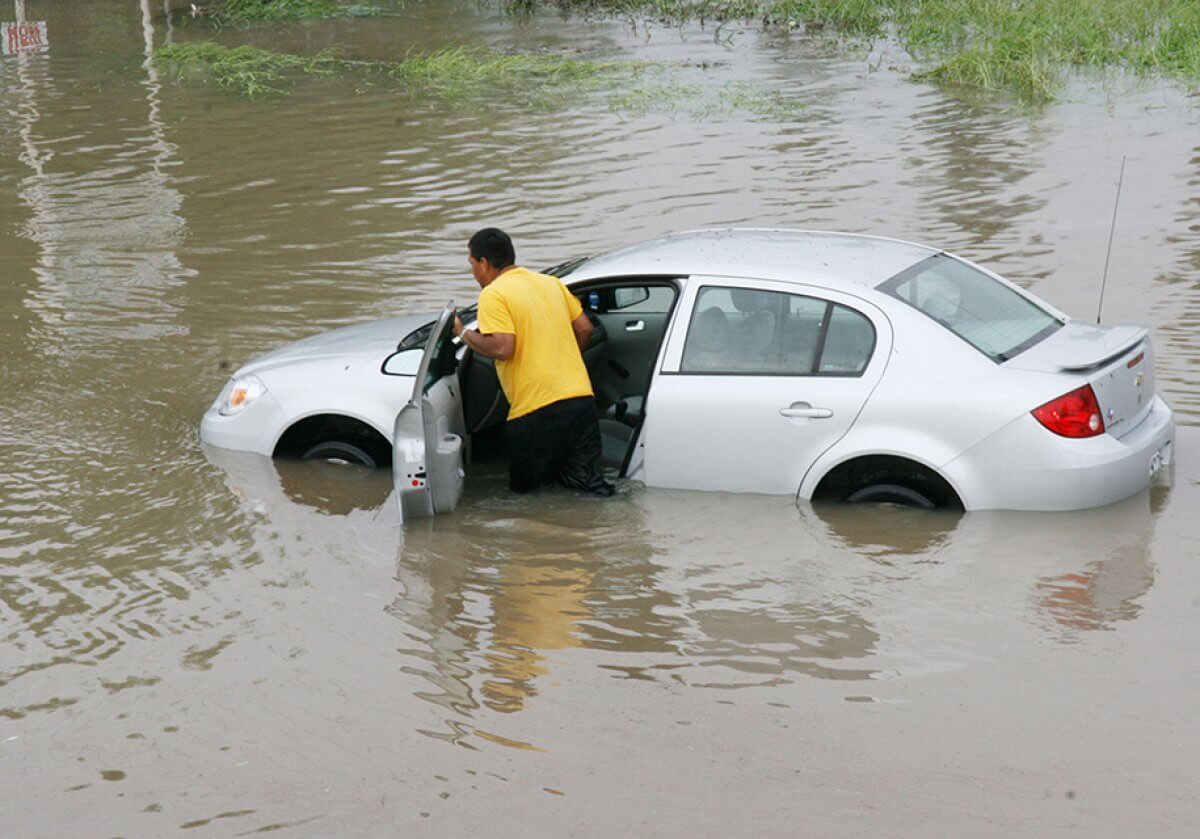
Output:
[505, 396, 614, 496]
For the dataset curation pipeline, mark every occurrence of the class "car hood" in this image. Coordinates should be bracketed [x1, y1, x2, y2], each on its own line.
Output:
[236, 313, 434, 377]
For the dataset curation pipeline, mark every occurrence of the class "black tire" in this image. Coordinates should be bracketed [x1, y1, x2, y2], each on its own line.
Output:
[845, 483, 936, 509]
[301, 439, 379, 468]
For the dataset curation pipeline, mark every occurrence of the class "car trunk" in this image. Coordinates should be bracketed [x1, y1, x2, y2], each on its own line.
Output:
[1005, 322, 1154, 439]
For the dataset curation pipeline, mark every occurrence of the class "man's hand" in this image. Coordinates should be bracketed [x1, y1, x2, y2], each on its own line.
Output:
[457, 315, 515, 361]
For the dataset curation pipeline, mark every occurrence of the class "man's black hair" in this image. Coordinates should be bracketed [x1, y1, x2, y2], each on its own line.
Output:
[468, 228, 516, 269]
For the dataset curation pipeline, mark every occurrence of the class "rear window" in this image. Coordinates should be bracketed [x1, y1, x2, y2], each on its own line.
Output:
[877, 254, 1062, 362]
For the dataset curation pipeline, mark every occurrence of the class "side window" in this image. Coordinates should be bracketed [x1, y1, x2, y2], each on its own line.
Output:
[682, 287, 824, 374]
[680, 286, 875, 376]
[818, 305, 875, 375]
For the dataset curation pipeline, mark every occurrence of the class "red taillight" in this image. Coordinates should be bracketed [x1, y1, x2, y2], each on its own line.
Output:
[1031, 384, 1105, 438]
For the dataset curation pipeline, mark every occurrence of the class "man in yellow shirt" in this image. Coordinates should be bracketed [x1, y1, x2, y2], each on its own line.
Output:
[453, 228, 613, 497]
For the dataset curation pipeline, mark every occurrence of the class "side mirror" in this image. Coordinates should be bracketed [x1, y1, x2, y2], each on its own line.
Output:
[382, 348, 422, 376]
[614, 287, 651, 309]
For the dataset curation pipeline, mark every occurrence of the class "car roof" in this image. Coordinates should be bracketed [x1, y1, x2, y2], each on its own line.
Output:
[564, 228, 939, 290]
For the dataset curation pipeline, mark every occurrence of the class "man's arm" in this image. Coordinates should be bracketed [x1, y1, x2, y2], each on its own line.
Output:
[571, 312, 593, 352]
[454, 314, 515, 361]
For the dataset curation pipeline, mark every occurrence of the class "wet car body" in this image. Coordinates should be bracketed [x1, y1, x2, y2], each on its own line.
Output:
[200, 229, 1175, 514]
[201, 313, 433, 463]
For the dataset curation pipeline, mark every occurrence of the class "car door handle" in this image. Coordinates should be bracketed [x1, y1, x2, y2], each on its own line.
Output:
[780, 402, 833, 419]
[625, 320, 645, 332]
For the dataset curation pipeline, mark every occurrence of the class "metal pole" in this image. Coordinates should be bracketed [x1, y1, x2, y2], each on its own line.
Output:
[15, 0, 26, 24]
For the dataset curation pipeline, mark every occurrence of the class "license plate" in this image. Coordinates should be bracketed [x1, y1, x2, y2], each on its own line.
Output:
[1149, 440, 1170, 479]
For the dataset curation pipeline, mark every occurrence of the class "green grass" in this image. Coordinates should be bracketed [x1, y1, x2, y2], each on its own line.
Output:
[504, 0, 762, 24]
[154, 42, 631, 100]
[764, 0, 888, 35]
[501, 0, 1200, 101]
[153, 41, 805, 116]
[385, 47, 621, 99]
[205, 0, 383, 24]
[897, 0, 1200, 102]
[181, 1, 1200, 101]
[608, 79, 804, 116]
[153, 42, 343, 96]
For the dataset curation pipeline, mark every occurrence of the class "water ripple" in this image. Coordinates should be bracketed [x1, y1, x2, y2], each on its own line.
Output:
[1, 0, 1198, 756]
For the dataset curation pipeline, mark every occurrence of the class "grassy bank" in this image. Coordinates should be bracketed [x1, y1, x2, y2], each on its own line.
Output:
[201, 0, 383, 24]
[153, 41, 806, 116]
[514, 0, 888, 35]
[507, 0, 1200, 101]
[153, 42, 623, 98]
[154, 42, 343, 96]
[900, 0, 1200, 101]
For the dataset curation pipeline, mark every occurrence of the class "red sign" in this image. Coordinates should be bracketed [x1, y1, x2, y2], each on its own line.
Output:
[2, 21, 48, 56]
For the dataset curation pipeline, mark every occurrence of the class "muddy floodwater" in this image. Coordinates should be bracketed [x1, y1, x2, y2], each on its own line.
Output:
[2, 0, 1200, 834]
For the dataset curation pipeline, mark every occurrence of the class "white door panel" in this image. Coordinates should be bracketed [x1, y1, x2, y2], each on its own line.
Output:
[644, 375, 876, 494]
[643, 276, 891, 496]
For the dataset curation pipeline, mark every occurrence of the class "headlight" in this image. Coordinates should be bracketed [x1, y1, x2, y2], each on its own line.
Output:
[218, 374, 266, 416]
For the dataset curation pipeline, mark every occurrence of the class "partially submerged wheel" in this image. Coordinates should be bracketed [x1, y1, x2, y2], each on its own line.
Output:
[844, 483, 936, 509]
[301, 439, 379, 468]
[275, 415, 393, 468]
[812, 455, 963, 511]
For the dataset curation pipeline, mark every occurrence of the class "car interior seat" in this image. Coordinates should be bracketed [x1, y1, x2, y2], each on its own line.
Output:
[682, 306, 731, 371]
[730, 289, 777, 368]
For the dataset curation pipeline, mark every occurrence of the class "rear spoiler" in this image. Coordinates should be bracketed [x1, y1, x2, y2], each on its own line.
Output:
[1056, 324, 1149, 372]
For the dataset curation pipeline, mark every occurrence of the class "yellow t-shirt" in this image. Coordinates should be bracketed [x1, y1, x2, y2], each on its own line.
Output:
[476, 266, 593, 420]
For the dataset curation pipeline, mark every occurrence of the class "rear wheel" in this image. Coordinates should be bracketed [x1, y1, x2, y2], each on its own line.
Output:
[845, 483, 935, 509]
[301, 439, 381, 468]
[812, 455, 963, 511]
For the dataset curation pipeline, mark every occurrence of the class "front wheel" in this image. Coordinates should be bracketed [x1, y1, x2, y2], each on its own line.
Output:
[301, 439, 380, 468]
[845, 483, 935, 509]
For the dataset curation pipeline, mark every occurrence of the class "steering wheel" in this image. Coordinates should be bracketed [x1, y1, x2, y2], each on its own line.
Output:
[585, 311, 608, 351]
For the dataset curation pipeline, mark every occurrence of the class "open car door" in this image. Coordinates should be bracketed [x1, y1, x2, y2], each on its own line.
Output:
[393, 304, 466, 521]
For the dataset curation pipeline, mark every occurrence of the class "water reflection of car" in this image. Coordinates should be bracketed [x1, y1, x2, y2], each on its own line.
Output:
[202, 445, 400, 565]
[802, 483, 1163, 642]
[200, 229, 1175, 514]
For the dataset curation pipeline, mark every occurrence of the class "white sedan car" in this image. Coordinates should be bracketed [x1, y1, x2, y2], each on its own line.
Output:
[200, 229, 1175, 516]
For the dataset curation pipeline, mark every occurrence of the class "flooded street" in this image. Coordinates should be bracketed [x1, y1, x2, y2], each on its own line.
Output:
[2, 0, 1199, 834]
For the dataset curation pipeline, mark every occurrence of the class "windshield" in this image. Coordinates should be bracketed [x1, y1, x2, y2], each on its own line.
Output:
[877, 254, 1062, 362]
[543, 256, 589, 279]
[398, 304, 477, 350]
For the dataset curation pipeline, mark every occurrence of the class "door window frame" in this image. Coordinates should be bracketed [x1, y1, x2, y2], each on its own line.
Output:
[658, 276, 888, 378]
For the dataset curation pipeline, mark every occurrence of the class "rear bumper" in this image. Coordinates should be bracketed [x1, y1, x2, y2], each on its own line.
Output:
[944, 394, 1174, 511]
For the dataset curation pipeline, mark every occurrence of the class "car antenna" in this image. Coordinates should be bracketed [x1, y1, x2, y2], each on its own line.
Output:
[1096, 154, 1127, 325]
